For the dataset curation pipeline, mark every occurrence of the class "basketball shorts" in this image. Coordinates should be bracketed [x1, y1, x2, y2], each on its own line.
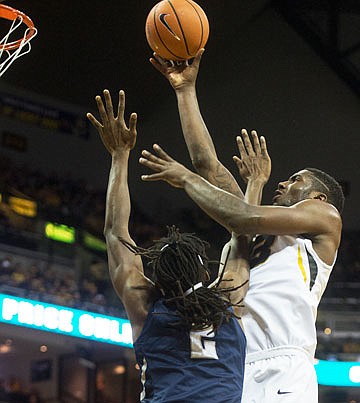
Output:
[241, 346, 318, 403]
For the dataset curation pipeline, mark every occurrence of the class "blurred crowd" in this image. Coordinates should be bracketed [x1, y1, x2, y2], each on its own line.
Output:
[333, 230, 360, 282]
[0, 153, 164, 240]
[0, 376, 42, 403]
[0, 254, 125, 317]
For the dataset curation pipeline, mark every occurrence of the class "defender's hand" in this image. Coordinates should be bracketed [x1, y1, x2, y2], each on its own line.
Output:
[87, 89, 137, 154]
[233, 129, 271, 185]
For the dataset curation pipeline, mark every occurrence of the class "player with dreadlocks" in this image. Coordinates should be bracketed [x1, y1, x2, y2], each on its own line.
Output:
[87, 89, 263, 402]
[121, 225, 246, 332]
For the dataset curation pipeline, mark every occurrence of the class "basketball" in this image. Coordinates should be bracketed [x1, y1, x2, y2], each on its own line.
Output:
[145, 0, 209, 61]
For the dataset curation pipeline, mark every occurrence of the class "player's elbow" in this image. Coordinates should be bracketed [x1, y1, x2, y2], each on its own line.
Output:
[104, 216, 117, 238]
[103, 222, 119, 242]
[103, 223, 111, 238]
[226, 211, 261, 236]
[191, 153, 219, 177]
[191, 155, 209, 172]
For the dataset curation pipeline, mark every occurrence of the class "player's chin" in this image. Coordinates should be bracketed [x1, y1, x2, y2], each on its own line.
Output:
[272, 196, 280, 205]
[272, 198, 285, 207]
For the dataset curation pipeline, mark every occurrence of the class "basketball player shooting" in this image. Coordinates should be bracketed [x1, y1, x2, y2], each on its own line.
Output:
[143, 49, 344, 403]
[86, 89, 268, 402]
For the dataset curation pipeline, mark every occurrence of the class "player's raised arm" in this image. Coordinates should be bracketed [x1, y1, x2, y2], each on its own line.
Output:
[150, 50, 244, 198]
[87, 90, 154, 341]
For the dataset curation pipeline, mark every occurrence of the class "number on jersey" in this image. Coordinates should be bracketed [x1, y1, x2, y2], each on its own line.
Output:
[250, 235, 275, 268]
[190, 326, 218, 359]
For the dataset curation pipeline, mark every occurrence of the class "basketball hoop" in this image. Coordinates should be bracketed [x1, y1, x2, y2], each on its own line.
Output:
[0, 4, 37, 76]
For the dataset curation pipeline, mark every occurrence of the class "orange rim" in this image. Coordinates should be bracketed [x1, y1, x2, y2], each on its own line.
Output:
[0, 4, 36, 50]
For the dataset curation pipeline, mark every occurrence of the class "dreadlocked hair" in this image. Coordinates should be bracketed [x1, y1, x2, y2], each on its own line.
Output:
[120, 225, 245, 332]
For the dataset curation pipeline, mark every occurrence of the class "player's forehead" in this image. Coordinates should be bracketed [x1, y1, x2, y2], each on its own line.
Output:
[288, 169, 312, 181]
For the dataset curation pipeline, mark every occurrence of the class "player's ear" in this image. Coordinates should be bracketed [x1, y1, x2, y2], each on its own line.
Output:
[313, 192, 327, 202]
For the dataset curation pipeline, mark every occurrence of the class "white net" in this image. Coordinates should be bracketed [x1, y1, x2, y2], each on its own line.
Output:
[0, 9, 37, 77]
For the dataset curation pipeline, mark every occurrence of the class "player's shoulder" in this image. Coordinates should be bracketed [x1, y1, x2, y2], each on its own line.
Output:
[294, 199, 342, 239]
[295, 200, 342, 253]
[293, 198, 341, 220]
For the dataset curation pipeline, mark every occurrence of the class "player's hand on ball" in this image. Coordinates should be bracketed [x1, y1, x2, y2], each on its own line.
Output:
[150, 48, 205, 90]
[87, 89, 137, 154]
[139, 144, 189, 188]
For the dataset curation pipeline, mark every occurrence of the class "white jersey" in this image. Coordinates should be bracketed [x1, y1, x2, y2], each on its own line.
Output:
[242, 234, 337, 359]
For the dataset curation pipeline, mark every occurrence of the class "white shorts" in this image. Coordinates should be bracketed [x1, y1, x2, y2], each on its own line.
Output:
[241, 347, 318, 403]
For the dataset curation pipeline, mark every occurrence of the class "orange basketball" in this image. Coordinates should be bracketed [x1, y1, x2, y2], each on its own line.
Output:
[145, 0, 209, 61]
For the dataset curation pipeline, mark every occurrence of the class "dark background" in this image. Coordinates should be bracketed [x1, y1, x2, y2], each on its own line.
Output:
[1, 0, 359, 230]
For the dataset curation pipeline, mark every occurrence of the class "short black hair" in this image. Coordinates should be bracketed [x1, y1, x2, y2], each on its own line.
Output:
[306, 168, 345, 214]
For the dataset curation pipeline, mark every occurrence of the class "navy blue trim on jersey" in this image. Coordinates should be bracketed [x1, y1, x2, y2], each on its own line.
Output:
[305, 248, 318, 291]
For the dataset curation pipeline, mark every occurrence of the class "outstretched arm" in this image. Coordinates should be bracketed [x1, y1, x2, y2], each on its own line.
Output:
[87, 90, 154, 341]
[139, 144, 341, 264]
[150, 50, 243, 198]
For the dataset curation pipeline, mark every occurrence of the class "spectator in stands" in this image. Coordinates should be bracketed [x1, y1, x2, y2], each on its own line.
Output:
[6, 376, 27, 403]
[27, 389, 43, 403]
[0, 378, 9, 402]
